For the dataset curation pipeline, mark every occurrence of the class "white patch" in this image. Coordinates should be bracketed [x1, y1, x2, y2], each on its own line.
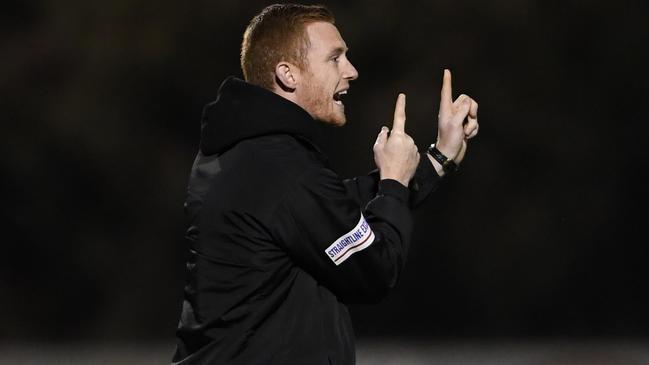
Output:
[325, 213, 375, 266]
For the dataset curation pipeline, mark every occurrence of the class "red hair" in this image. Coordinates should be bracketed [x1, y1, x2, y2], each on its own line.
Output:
[240, 4, 335, 89]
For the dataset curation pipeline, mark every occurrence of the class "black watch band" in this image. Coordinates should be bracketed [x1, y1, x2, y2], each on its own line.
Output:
[427, 144, 458, 174]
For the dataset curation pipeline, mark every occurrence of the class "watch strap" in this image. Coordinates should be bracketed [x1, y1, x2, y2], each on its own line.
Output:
[427, 144, 458, 174]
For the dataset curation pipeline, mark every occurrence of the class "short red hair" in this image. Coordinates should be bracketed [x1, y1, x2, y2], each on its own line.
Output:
[240, 4, 335, 90]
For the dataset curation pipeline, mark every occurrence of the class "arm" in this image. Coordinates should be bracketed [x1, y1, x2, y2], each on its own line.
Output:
[270, 166, 414, 304]
[269, 94, 421, 304]
[344, 69, 480, 208]
[344, 92, 442, 208]
[343, 154, 441, 209]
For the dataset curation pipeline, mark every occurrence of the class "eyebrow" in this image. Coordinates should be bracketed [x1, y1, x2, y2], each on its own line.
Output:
[326, 46, 347, 59]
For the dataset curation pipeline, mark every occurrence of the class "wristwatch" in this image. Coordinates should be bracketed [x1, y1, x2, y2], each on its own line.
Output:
[427, 143, 458, 174]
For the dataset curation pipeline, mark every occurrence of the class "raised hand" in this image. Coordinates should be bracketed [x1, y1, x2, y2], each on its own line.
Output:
[373, 93, 420, 187]
[434, 69, 479, 166]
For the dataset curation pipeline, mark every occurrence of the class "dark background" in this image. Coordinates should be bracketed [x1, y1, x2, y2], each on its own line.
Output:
[2, 0, 648, 346]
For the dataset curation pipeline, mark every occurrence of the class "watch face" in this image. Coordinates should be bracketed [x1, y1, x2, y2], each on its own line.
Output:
[443, 160, 457, 172]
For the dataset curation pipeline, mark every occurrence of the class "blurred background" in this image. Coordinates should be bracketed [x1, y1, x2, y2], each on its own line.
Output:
[2, 0, 649, 363]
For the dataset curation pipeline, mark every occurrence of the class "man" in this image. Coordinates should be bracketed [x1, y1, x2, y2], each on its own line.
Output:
[172, 4, 478, 364]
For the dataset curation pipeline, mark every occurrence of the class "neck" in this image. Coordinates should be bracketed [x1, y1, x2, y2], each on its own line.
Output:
[272, 85, 309, 117]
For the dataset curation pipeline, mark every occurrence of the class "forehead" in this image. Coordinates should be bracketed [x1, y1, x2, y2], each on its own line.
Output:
[305, 22, 347, 58]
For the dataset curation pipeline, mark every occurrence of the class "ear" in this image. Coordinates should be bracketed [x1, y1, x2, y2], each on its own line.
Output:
[274, 62, 299, 92]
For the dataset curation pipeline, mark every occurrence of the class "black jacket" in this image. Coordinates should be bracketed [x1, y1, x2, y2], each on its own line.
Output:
[172, 77, 440, 364]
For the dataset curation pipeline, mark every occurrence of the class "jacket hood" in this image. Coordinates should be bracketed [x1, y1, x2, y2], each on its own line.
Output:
[200, 76, 327, 156]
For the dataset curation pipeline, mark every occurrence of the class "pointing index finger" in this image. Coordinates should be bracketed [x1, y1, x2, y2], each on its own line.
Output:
[440, 69, 453, 114]
[392, 93, 406, 133]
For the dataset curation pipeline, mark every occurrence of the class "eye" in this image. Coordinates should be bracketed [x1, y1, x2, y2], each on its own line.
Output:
[331, 56, 340, 63]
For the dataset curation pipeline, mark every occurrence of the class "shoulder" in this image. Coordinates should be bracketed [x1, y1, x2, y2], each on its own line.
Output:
[236, 134, 326, 176]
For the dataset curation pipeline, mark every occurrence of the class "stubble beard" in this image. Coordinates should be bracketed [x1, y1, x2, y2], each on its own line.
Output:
[302, 74, 345, 126]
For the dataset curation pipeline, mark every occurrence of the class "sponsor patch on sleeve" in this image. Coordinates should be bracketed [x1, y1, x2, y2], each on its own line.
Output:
[325, 213, 375, 266]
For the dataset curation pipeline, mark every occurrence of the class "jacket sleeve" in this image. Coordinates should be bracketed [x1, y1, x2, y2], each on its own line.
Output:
[342, 152, 441, 209]
[269, 166, 418, 304]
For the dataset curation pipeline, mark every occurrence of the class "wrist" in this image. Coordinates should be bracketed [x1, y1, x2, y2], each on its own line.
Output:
[426, 153, 445, 177]
[379, 174, 410, 187]
[427, 143, 458, 175]
[433, 141, 456, 161]
[378, 179, 410, 203]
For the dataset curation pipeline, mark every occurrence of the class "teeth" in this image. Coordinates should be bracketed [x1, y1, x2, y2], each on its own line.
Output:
[333, 89, 347, 106]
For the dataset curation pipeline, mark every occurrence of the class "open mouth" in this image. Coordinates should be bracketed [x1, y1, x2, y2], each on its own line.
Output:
[333, 89, 347, 106]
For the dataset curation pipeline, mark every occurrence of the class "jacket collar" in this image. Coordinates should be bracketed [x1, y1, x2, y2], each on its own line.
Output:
[200, 76, 329, 163]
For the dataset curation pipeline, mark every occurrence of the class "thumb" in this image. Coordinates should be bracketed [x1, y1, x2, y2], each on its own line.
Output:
[374, 126, 389, 147]
[453, 98, 471, 125]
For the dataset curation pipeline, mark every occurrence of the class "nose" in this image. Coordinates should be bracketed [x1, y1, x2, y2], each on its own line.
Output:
[343, 59, 359, 81]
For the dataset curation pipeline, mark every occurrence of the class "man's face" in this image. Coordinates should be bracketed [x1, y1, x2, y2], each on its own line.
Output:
[297, 22, 358, 126]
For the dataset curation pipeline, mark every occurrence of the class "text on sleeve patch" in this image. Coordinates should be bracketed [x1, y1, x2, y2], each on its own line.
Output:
[325, 213, 375, 266]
